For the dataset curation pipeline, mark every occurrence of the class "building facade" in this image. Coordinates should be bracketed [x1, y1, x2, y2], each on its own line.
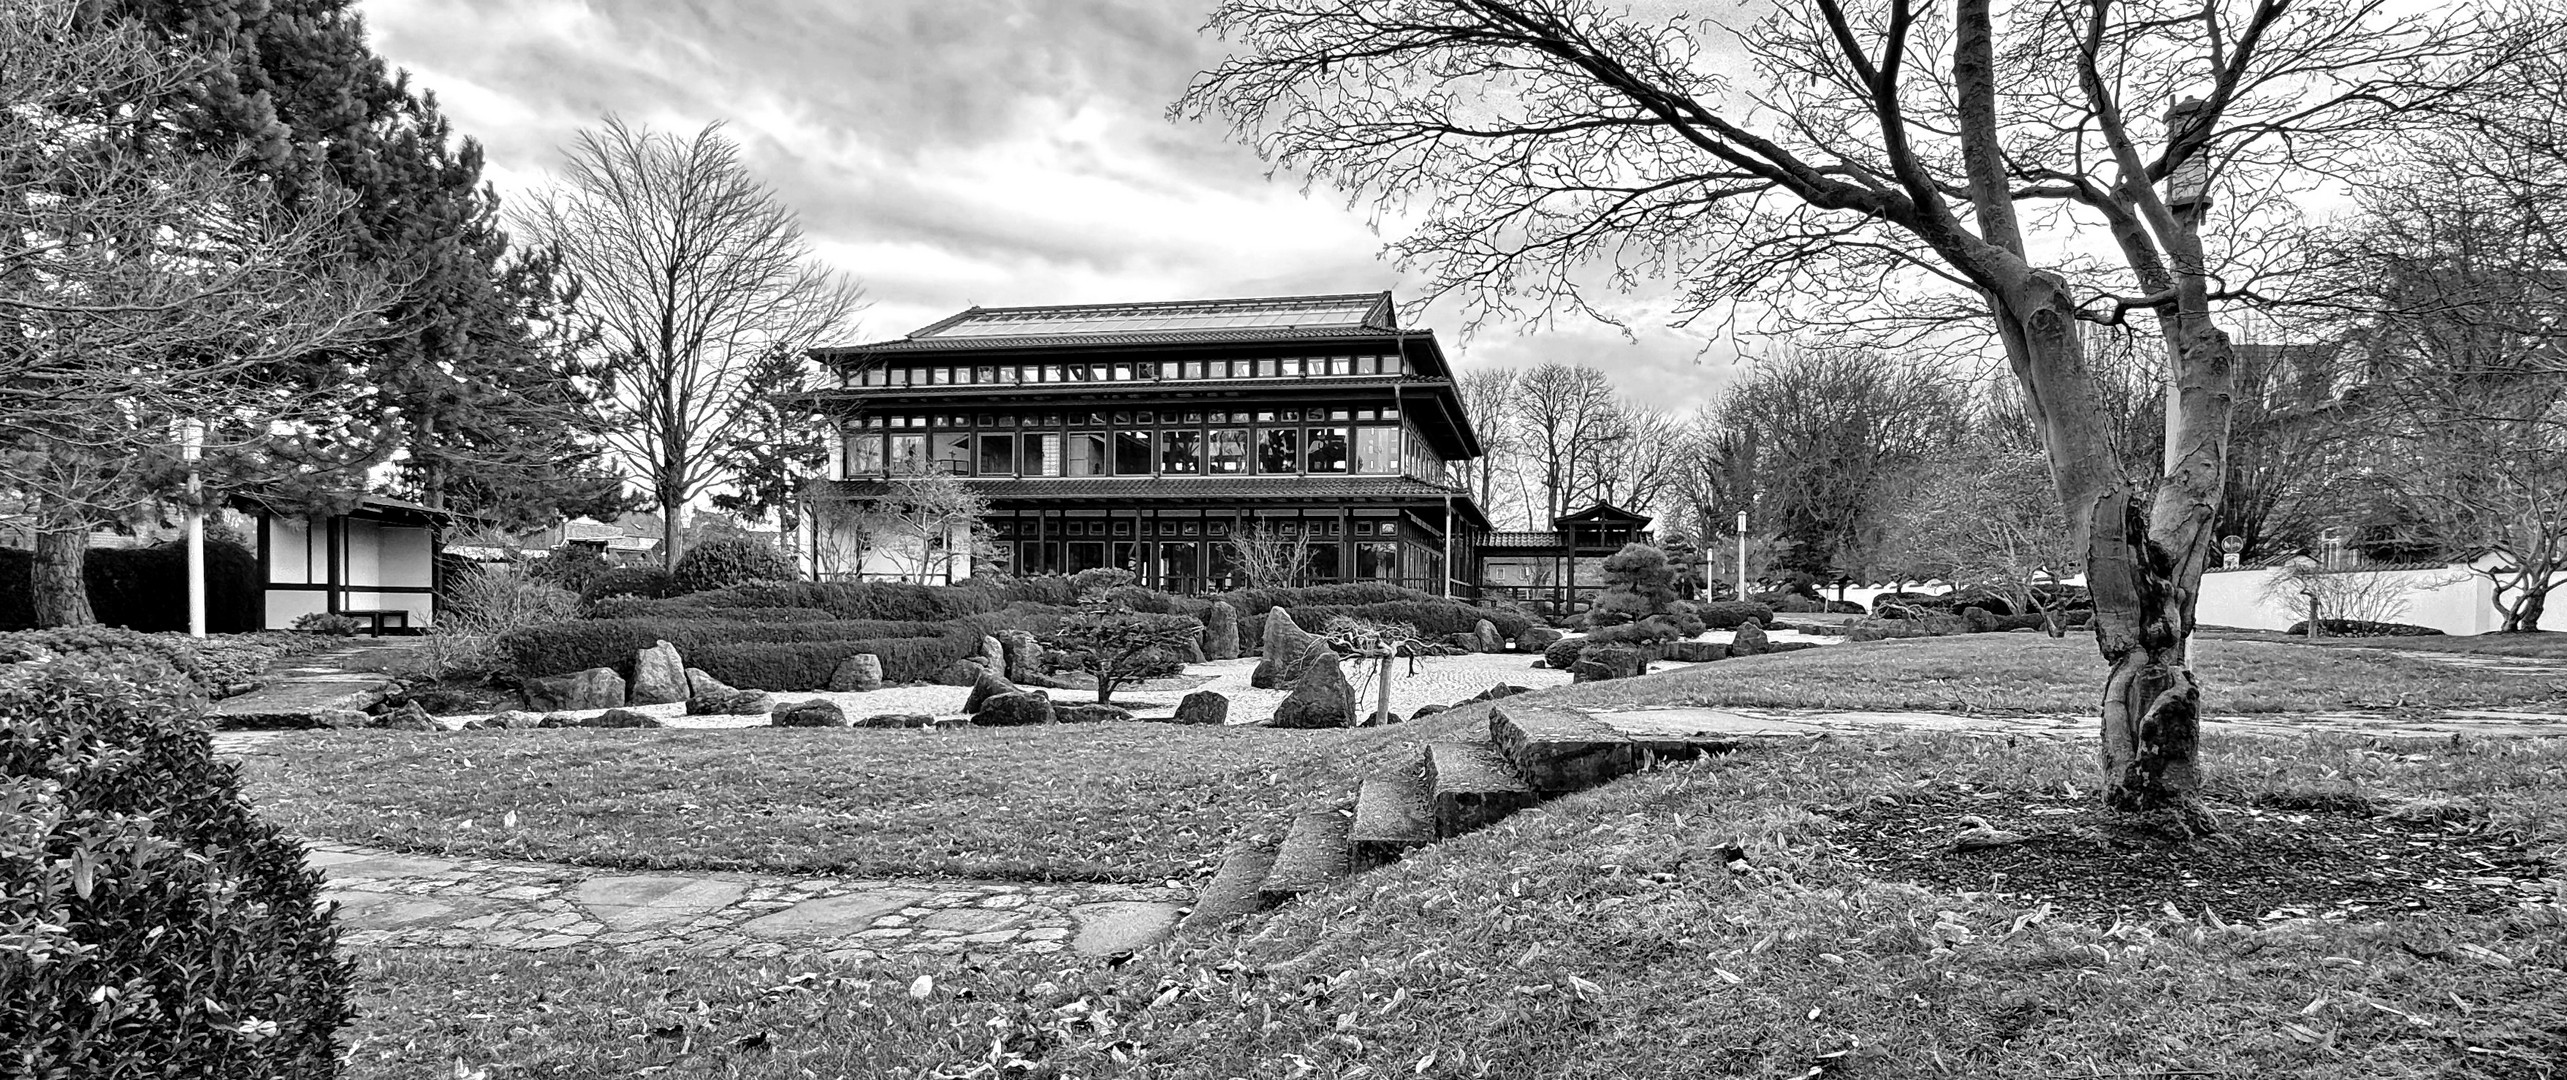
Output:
[797, 292, 1488, 595]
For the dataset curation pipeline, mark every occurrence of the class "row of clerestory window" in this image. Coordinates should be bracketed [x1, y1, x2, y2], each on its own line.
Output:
[848, 354, 1415, 387]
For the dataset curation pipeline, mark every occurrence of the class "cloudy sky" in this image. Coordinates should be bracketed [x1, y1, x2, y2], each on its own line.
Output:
[357, 0, 1749, 413]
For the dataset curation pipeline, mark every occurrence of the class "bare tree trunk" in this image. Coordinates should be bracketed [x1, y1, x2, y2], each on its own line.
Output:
[658, 483, 688, 573]
[32, 522, 96, 627]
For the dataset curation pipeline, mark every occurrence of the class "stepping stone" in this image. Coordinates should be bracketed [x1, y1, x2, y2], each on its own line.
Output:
[1178, 843, 1277, 934]
[1348, 776, 1434, 870]
[740, 889, 930, 939]
[920, 908, 1030, 933]
[327, 890, 510, 930]
[1588, 707, 1817, 755]
[576, 876, 749, 931]
[1490, 702, 1639, 794]
[1424, 740, 1536, 839]
[321, 854, 474, 882]
[1069, 901, 1182, 957]
[1257, 812, 1351, 907]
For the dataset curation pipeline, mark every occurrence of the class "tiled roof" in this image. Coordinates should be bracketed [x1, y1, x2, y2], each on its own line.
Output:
[824, 324, 1418, 355]
[827, 292, 1402, 354]
[1477, 531, 1565, 548]
[801, 374, 1453, 401]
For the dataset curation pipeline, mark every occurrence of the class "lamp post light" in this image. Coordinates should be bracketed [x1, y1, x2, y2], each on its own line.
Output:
[182, 419, 205, 638]
[1735, 509, 1748, 601]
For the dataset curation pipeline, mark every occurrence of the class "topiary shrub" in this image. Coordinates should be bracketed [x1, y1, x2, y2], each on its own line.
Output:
[669, 537, 796, 596]
[496, 617, 945, 678]
[1692, 601, 1775, 630]
[580, 565, 675, 603]
[1543, 636, 1586, 671]
[689, 627, 986, 689]
[1586, 544, 1679, 629]
[1241, 600, 1534, 646]
[648, 581, 1004, 622]
[1, 658, 349, 1074]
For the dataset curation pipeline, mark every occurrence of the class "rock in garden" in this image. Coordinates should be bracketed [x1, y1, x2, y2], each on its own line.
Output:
[996, 630, 1043, 683]
[1173, 689, 1229, 726]
[1571, 644, 1642, 683]
[368, 702, 441, 731]
[1731, 620, 1770, 656]
[771, 699, 848, 727]
[1027, 669, 1097, 691]
[1057, 703, 1132, 724]
[936, 659, 988, 686]
[1464, 684, 1530, 705]
[627, 640, 689, 705]
[1251, 609, 1319, 689]
[689, 689, 773, 716]
[963, 670, 1021, 713]
[1203, 601, 1242, 661]
[1444, 632, 1481, 653]
[1516, 626, 1564, 652]
[536, 713, 580, 728]
[975, 635, 1007, 673]
[828, 653, 884, 692]
[1366, 709, 1403, 725]
[522, 667, 626, 712]
[974, 689, 1053, 727]
[309, 707, 371, 729]
[1268, 652, 1355, 729]
[1664, 640, 1728, 663]
[1411, 703, 1448, 719]
[685, 667, 737, 699]
[589, 708, 665, 728]
[1474, 618, 1504, 653]
[478, 710, 544, 730]
[853, 712, 935, 729]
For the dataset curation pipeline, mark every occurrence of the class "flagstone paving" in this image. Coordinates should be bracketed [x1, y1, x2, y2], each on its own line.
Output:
[308, 843, 1188, 962]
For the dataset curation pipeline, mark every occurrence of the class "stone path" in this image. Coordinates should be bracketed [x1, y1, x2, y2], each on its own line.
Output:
[207, 638, 428, 728]
[311, 843, 1187, 962]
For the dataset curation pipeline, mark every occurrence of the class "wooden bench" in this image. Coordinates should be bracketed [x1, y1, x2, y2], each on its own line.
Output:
[337, 609, 412, 637]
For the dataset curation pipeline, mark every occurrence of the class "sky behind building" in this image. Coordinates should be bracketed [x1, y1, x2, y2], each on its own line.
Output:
[357, 0, 1752, 414]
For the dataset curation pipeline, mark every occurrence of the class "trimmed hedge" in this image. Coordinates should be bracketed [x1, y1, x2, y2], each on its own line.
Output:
[498, 617, 945, 678]
[1241, 600, 1534, 647]
[669, 537, 795, 595]
[2, 658, 349, 1074]
[1690, 601, 1775, 630]
[1213, 583, 1438, 619]
[690, 626, 986, 689]
[657, 581, 1007, 622]
[2284, 619, 2444, 638]
[0, 541, 260, 632]
[584, 599, 843, 622]
[580, 565, 675, 602]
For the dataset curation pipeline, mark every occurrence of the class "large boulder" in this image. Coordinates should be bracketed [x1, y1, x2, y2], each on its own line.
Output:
[1203, 601, 1242, 661]
[1474, 619, 1505, 653]
[1251, 609, 1320, 689]
[1057, 703, 1132, 724]
[542, 707, 664, 729]
[935, 659, 988, 687]
[996, 630, 1043, 683]
[974, 635, 1007, 673]
[1173, 690, 1229, 726]
[828, 653, 884, 692]
[1571, 644, 1643, 683]
[1664, 640, 1728, 664]
[962, 670, 1021, 713]
[627, 640, 689, 705]
[1517, 626, 1565, 652]
[853, 712, 936, 729]
[690, 688, 774, 716]
[1268, 652, 1356, 729]
[685, 667, 736, 698]
[974, 689, 1053, 727]
[369, 702, 441, 731]
[1731, 620, 1770, 656]
[1365, 709, 1403, 726]
[310, 707, 370, 729]
[1443, 632, 1482, 653]
[471, 710, 544, 730]
[522, 667, 626, 712]
[1410, 703, 1449, 719]
[771, 700, 848, 727]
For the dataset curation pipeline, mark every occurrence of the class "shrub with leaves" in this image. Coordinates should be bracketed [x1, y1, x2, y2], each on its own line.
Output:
[525, 547, 612, 595]
[422, 566, 583, 681]
[289, 611, 360, 637]
[1, 658, 349, 1075]
[1692, 601, 1776, 630]
[496, 617, 944, 678]
[0, 625, 200, 683]
[1042, 591, 1202, 706]
[579, 565, 676, 604]
[1586, 543, 1681, 629]
[669, 536, 796, 595]
[1543, 636, 1587, 671]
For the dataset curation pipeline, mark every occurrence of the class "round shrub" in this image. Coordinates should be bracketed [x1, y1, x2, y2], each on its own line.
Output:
[670, 537, 795, 595]
[1, 658, 349, 1074]
[1543, 637, 1586, 671]
[526, 547, 612, 595]
[2284, 618, 2443, 638]
[580, 565, 675, 603]
[1692, 601, 1775, 630]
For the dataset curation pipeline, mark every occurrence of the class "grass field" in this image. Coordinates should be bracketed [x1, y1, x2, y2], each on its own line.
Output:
[338, 731, 2567, 1079]
[2214, 629, 2567, 660]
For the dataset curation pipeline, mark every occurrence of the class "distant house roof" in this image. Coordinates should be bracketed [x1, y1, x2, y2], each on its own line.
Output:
[1554, 502, 1653, 528]
[834, 292, 1398, 354]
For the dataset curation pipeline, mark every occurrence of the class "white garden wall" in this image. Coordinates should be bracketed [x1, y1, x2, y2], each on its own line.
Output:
[2193, 563, 2530, 635]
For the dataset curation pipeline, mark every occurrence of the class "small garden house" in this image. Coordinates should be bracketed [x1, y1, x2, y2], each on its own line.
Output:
[244, 495, 448, 633]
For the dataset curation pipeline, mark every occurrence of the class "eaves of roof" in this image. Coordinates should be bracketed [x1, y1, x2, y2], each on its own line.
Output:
[809, 475, 1490, 528]
[818, 325, 1418, 355]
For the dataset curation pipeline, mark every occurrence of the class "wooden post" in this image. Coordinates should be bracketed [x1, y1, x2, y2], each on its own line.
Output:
[1375, 641, 1394, 726]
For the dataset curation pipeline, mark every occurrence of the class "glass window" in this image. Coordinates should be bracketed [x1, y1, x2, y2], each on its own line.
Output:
[1256, 428, 1300, 473]
[1179, 361, 1201, 379]
[931, 433, 970, 474]
[1209, 428, 1249, 473]
[1042, 365, 1062, 382]
[1308, 542, 1340, 582]
[1329, 356, 1351, 375]
[1065, 365, 1089, 382]
[1066, 542, 1108, 573]
[977, 434, 1015, 476]
[888, 434, 928, 474]
[1162, 430, 1203, 473]
[1066, 432, 1109, 476]
[1255, 358, 1277, 377]
[1353, 427, 1399, 475]
[1113, 364, 1133, 381]
[844, 433, 885, 476]
[1020, 541, 1060, 575]
[1028, 433, 1062, 476]
[1356, 542, 1401, 580]
[1306, 427, 1350, 473]
[1114, 430, 1153, 475]
[1157, 542, 1199, 592]
[974, 366, 998, 383]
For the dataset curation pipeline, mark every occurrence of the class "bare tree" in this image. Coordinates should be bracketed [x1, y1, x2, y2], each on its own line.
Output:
[1714, 348, 1967, 576]
[1577, 400, 1684, 521]
[1514, 361, 1619, 524]
[1181, 0, 2510, 822]
[1453, 366, 1525, 526]
[519, 118, 864, 572]
[0, 6, 396, 626]
[846, 467, 993, 584]
[1885, 423, 2080, 632]
[1229, 522, 1313, 588]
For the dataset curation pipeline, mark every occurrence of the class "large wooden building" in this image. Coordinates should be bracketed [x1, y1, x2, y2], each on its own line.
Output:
[798, 292, 1489, 595]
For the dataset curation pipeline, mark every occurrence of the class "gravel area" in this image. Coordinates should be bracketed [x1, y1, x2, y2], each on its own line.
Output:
[436, 626, 1844, 731]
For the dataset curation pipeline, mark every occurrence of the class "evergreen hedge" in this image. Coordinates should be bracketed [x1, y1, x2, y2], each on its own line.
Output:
[0, 541, 260, 632]
[690, 627, 986, 689]
[1, 658, 348, 1076]
[497, 617, 946, 678]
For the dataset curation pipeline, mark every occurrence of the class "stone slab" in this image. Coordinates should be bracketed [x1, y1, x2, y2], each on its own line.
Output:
[1348, 776, 1434, 870]
[206, 677, 396, 729]
[919, 907, 1031, 933]
[739, 889, 930, 939]
[328, 889, 510, 930]
[1178, 844, 1277, 934]
[576, 876, 750, 931]
[322, 854, 478, 882]
[1423, 740, 1537, 839]
[1069, 901, 1181, 957]
[1258, 812, 1351, 905]
[1489, 702, 1639, 793]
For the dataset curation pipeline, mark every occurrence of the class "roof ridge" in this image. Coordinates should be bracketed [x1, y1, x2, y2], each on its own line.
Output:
[927, 290, 1388, 318]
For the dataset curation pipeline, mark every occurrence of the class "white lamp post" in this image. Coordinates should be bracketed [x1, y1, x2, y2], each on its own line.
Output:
[182, 419, 205, 638]
[1735, 509, 1748, 600]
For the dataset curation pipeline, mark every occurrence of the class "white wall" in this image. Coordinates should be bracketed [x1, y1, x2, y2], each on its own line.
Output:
[808, 508, 973, 583]
[2195, 564, 2520, 635]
